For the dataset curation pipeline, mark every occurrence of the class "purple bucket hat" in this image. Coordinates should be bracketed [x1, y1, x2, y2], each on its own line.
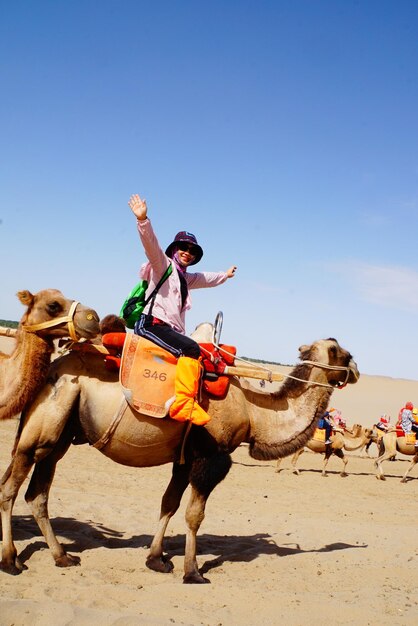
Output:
[165, 231, 203, 265]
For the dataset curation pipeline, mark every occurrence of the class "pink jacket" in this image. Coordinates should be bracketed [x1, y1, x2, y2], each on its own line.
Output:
[137, 218, 228, 334]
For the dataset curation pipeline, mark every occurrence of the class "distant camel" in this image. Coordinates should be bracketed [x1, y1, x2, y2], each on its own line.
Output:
[0, 337, 359, 582]
[0, 289, 100, 421]
[361, 425, 395, 460]
[276, 426, 373, 477]
[375, 431, 418, 482]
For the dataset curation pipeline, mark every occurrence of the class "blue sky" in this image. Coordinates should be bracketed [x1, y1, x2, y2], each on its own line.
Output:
[1, 0, 418, 379]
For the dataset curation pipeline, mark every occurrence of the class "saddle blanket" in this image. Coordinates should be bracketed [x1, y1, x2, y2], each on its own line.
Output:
[396, 430, 417, 444]
[313, 428, 326, 442]
[120, 334, 177, 418]
[99, 333, 237, 418]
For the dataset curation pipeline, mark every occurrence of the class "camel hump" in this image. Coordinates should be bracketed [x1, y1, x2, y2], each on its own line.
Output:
[120, 335, 178, 418]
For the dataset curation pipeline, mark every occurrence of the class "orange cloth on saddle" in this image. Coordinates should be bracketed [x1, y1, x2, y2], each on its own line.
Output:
[199, 344, 236, 398]
[313, 428, 326, 442]
[396, 430, 417, 444]
[169, 356, 210, 426]
[102, 332, 127, 371]
[120, 334, 177, 418]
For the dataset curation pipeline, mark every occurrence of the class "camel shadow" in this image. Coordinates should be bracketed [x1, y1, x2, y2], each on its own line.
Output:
[283, 468, 375, 478]
[4, 515, 153, 566]
[194, 536, 367, 575]
[1, 515, 367, 574]
[4, 515, 367, 573]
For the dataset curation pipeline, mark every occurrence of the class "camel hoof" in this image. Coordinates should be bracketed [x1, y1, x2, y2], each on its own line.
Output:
[340, 473, 348, 478]
[146, 555, 174, 574]
[183, 572, 210, 584]
[0, 558, 26, 575]
[376, 475, 385, 481]
[55, 554, 80, 568]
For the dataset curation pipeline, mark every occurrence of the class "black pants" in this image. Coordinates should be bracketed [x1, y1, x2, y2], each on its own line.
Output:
[134, 314, 200, 359]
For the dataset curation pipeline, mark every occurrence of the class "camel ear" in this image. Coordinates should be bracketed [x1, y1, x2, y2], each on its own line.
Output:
[17, 290, 35, 308]
[298, 343, 314, 361]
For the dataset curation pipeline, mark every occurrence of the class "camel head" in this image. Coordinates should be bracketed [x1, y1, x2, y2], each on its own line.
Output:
[298, 338, 359, 388]
[17, 289, 100, 341]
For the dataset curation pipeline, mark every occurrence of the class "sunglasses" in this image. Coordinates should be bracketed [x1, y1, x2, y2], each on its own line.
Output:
[177, 242, 199, 255]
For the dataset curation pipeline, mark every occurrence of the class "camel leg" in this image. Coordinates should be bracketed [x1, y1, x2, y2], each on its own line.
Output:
[374, 438, 398, 481]
[24, 419, 79, 568]
[374, 452, 392, 480]
[321, 447, 333, 477]
[275, 448, 303, 474]
[401, 453, 418, 484]
[1, 381, 79, 574]
[291, 448, 304, 475]
[183, 449, 232, 584]
[334, 449, 348, 477]
[0, 455, 34, 574]
[364, 440, 373, 458]
[146, 462, 191, 574]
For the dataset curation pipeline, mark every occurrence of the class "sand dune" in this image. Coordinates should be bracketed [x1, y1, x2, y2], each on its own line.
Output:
[1, 334, 418, 625]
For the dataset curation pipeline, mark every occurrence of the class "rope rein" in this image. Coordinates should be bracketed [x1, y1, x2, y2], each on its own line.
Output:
[207, 340, 353, 390]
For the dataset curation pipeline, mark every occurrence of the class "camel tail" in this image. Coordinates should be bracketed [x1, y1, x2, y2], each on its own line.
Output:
[249, 418, 318, 461]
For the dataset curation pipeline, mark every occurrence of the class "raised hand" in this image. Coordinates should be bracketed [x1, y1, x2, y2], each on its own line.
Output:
[128, 194, 148, 221]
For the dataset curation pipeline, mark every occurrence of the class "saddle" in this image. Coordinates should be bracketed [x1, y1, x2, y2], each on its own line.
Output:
[313, 428, 326, 442]
[101, 333, 237, 418]
[396, 429, 416, 445]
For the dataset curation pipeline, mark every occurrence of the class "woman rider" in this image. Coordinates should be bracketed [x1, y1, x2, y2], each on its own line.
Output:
[128, 193, 237, 425]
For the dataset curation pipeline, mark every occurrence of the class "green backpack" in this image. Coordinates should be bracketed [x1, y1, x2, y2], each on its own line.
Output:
[120, 264, 173, 329]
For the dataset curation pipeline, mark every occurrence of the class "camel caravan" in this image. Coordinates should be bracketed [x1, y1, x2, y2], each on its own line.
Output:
[0, 288, 362, 583]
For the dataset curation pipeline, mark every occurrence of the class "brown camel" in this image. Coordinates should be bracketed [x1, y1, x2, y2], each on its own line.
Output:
[375, 431, 418, 482]
[0, 337, 359, 583]
[276, 426, 373, 477]
[0, 289, 100, 421]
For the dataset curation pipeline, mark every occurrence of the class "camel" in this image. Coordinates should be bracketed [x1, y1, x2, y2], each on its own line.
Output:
[375, 431, 418, 482]
[276, 425, 374, 477]
[0, 289, 100, 421]
[0, 337, 359, 583]
[359, 425, 393, 459]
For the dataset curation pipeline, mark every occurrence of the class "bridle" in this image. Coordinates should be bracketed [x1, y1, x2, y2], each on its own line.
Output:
[21, 300, 81, 342]
[209, 310, 357, 390]
[212, 344, 357, 390]
[297, 360, 358, 389]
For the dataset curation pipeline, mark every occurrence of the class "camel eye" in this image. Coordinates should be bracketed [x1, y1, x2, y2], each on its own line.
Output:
[47, 301, 63, 316]
[329, 345, 337, 357]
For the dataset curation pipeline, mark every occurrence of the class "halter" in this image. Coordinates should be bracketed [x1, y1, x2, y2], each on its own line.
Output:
[299, 359, 358, 389]
[22, 300, 81, 342]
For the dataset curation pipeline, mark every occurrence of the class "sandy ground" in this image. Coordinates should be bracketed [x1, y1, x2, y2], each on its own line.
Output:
[1, 334, 418, 625]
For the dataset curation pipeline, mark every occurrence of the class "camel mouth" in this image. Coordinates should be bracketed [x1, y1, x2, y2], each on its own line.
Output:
[76, 310, 101, 339]
[79, 322, 101, 339]
[329, 360, 359, 388]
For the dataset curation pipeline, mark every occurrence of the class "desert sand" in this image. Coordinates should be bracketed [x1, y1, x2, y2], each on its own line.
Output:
[1, 334, 418, 625]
